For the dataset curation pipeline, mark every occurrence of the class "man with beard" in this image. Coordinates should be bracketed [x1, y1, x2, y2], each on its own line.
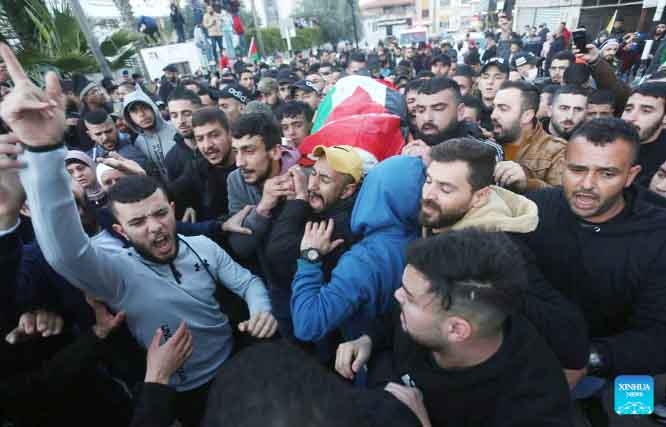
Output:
[548, 85, 588, 139]
[621, 82, 666, 186]
[73, 74, 112, 151]
[547, 51, 574, 85]
[491, 81, 566, 192]
[217, 84, 249, 127]
[159, 64, 180, 103]
[164, 88, 203, 181]
[167, 108, 237, 222]
[414, 139, 588, 380]
[263, 145, 363, 339]
[585, 90, 615, 121]
[334, 229, 574, 427]
[83, 109, 148, 169]
[523, 118, 666, 423]
[1, 44, 276, 426]
[403, 79, 422, 135]
[403, 77, 503, 164]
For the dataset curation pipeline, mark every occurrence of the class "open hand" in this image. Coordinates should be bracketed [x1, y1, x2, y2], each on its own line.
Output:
[145, 321, 193, 384]
[221, 205, 254, 235]
[402, 139, 432, 166]
[0, 44, 65, 147]
[96, 152, 146, 176]
[86, 295, 126, 339]
[385, 382, 432, 427]
[299, 218, 344, 256]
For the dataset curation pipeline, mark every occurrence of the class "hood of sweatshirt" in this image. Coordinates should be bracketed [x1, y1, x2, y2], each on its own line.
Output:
[351, 156, 424, 237]
[451, 186, 539, 234]
[121, 86, 167, 135]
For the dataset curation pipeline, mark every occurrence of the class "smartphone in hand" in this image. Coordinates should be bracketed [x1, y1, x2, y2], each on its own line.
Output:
[572, 29, 588, 53]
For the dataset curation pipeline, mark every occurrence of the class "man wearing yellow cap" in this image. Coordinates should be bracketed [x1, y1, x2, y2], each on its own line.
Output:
[264, 145, 364, 342]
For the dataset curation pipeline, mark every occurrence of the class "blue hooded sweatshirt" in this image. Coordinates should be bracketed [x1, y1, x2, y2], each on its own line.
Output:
[290, 156, 425, 342]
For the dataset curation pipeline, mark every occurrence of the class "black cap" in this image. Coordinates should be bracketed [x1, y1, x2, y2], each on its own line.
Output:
[219, 84, 250, 105]
[480, 57, 509, 75]
[513, 52, 538, 68]
[454, 64, 476, 78]
[277, 70, 298, 85]
[290, 79, 320, 94]
[163, 64, 178, 73]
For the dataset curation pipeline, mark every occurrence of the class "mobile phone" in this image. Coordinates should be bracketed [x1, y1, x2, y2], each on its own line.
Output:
[572, 29, 588, 53]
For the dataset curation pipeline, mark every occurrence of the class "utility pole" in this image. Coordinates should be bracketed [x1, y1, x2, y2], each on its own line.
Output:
[348, 0, 359, 48]
[69, 0, 113, 78]
[250, 0, 265, 56]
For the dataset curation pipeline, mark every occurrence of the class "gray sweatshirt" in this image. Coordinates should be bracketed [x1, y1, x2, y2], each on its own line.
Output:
[121, 87, 177, 181]
[19, 146, 272, 391]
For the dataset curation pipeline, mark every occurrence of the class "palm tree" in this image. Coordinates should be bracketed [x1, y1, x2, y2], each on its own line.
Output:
[113, 0, 135, 31]
[15, 0, 141, 74]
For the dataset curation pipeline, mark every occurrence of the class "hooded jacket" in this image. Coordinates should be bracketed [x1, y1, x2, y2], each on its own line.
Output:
[428, 186, 589, 369]
[291, 156, 424, 342]
[525, 186, 666, 376]
[121, 88, 178, 182]
[18, 147, 272, 391]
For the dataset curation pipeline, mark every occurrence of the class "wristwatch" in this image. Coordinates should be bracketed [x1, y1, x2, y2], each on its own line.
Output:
[300, 248, 322, 263]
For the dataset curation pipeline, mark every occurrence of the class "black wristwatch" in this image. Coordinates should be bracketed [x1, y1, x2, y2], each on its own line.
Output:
[300, 248, 322, 263]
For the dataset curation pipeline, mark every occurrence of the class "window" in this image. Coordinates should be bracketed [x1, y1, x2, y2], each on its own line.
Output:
[439, 0, 450, 6]
[422, 9, 430, 18]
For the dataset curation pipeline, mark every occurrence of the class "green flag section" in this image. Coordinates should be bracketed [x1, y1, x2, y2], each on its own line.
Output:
[248, 37, 259, 62]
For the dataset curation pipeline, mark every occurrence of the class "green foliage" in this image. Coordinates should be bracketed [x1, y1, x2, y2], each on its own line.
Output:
[292, 27, 323, 50]
[7, 0, 140, 74]
[293, 0, 362, 45]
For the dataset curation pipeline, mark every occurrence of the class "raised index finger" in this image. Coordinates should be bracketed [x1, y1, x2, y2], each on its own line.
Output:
[0, 43, 29, 83]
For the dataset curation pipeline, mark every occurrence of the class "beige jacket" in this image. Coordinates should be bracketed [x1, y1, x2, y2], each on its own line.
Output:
[423, 186, 539, 236]
[514, 122, 567, 191]
[203, 12, 222, 37]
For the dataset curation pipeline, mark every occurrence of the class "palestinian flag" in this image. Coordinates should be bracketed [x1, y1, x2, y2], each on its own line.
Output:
[311, 75, 406, 132]
[299, 76, 406, 169]
[248, 37, 259, 62]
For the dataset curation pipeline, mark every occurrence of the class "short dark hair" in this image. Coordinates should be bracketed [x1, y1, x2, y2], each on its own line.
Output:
[631, 81, 666, 100]
[417, 77, 462, 104]
[404, 79, 424, 93]
[541, 84, 560, 95]
[563, 63, 591, 86]
[239, 68, 254, 77]
[84, 109, 111, 125]
[552, 50, 576, 63]
[588, 89, 615, 106]
[350, 52, 366, 63]
[461, 95, 482, 115]
[552, 84, 589, 104]
[231, 113, 281, 150]
[570, 117, 640, 163]
[167, 86, 203, 106]
[431, 54, 452, 67]
[498, 80, 539, 113]
[406, 229, 526, 336]
[275, 101, 314, 123]
[107, 175, 165, 217]
[430, 137, 497, 191]
[416, 70, 436, 79]
[192, 107, 230, 131]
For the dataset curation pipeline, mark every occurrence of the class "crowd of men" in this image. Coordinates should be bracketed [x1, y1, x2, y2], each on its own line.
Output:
[2, 9, 666, 427]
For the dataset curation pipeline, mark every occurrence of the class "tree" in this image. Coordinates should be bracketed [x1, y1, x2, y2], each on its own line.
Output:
[0, 0, 43, 50]
[14, 0, 140, 74]
[293, 0, 362, 45]
[113, 0, 135, 31]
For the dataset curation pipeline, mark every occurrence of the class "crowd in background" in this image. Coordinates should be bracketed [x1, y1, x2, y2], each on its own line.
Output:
[2, 8, 666, 427]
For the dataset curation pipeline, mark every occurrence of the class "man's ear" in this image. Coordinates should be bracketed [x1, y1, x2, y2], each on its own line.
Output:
[456, 102, 466, 122]
[470, 186, 491, 209]
[268, 144, 282, 161]
[112, 223, 130, 242]
[626, 164, 642, 188]
[340, 182, 358, 200]
[20, 202, 31, 218]
[520, 108, 536, 127]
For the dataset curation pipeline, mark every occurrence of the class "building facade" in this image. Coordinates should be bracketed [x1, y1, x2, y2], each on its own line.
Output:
[360, 0, 417, 46]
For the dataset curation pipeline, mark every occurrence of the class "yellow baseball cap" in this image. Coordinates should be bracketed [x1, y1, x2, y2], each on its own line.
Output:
[311, 145, 363, 183]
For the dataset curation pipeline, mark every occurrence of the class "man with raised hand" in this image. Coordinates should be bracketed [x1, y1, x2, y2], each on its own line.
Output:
[0, 44, 276, 427]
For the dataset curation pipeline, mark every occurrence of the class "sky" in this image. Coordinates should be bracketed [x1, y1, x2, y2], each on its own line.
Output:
[82, 0, 174, 19]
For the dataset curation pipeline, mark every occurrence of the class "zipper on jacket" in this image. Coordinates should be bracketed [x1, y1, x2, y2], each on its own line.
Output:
[169, 263, 182, 284]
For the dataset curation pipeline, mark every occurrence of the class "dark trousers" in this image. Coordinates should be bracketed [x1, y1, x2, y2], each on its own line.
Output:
[175, 381, 212, 427]
[176, 25, 185, 43]
[209, 36, 223, 60]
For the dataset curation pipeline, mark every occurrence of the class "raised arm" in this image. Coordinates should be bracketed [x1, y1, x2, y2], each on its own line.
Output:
[0, 44, 123, 303]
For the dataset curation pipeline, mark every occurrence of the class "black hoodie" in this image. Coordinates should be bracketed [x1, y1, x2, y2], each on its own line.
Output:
[367, 311, 573, 427]
[525, 186, 666, 376]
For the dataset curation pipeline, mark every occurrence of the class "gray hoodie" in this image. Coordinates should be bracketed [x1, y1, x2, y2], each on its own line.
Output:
[19, 147, 272, 391]
[122, 87, 177, 181]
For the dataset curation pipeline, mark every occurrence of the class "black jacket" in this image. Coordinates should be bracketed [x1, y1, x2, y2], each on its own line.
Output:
[262, 195, 359, 338]
[367, 312, 573, 427]
[167, 156, 236, 221]
[525, 186, 666, 377]
[636, 129, 666, 188]
[165, 134, 197, 182]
